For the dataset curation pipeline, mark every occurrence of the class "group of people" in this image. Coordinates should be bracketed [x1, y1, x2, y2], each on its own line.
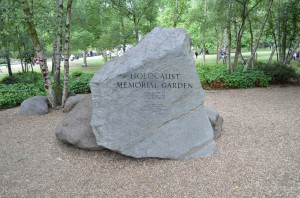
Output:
[194, 49, 227, 63]
[293, 51, 300, 60]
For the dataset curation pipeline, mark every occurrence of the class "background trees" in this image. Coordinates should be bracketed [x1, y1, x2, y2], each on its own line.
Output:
[2, 0, 298, 70]
[0, 0, 299, 108]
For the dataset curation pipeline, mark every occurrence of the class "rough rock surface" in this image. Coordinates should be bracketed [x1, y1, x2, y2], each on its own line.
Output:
[90, 27, 216, 160]
[63, 95, 87, 113]
[55, 95, 103, 150]
[20, 96, 49, 115]
[204, 107, 223, 139]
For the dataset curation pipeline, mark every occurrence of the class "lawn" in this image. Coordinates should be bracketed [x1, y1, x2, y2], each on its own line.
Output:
[0, 56, 105, 81]
[1, 50, 299, 81]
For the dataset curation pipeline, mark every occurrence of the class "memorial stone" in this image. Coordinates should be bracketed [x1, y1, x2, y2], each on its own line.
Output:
[90, 27, 216, 160]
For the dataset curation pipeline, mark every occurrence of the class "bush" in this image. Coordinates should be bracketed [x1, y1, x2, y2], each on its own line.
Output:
[254, 62, 298, 84]
[69, 72, 94, 94]
[0, 72, 43, 85]
[0, 83, 45, 109]
[197, 63, 271, 89]
[71, 70, 84, 78]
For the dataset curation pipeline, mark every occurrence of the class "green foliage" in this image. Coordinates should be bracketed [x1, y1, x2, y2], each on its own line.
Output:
[0, 83, 45, 109]
[0, 72, 43, 84]
[69, 72, 94, 94]
[254, 62, 298, 84]
[0, 72, 45, 109]
[70, 70, 84, 78]
[197, 63, 271, 89]
[0, 71, 95, 109]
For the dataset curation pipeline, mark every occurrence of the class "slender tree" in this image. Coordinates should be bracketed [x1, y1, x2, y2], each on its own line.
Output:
[232, 0, 263, 70]
[52, 0, 64, 106]
[225, 0, 232, 72]
[244, 0, 274, 70]
[201, 0, 207, 65]
[62, 0, 73, 107]
[21, 0, 55, 107]
[0, 2, 13, 76]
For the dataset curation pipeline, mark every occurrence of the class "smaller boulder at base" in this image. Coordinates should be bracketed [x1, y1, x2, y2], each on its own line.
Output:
[20, 96, 49, 115]
[55, 95, 103, 151]
[204, 107, 223, 139]
[63, 94, 87, 113]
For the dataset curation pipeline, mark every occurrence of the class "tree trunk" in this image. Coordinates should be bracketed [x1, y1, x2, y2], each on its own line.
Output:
[202, 36, 206, 65]
[244, 0, 273, 71]
[226, 2, 232, 72]
[132, 0, 139, 43]
[268, 44, 276, 63]
[268, 16, 278, 63]
[53, 0, 64, 107]
[232, 18, 239, 69]
[219, 29, 224, 64]
[232, 0, 252, 70]
[248, 18, 254, 68]
[281, 1, 287, 63]
[102, 49, 108, 62]
[276, 0, 282, 62]
[173, 0, 178, 27]
[0, 16, 13, 76]
[21, 0, 55, 107]
[202, 0, 207, 65]
[82, 51, 87, 67]
[133, 15, 139, 43]
[215, 27, 219, 65]
[5, 53, 12, 76]
[21, 59, 25, 72]
[119, 11, 126, 53]
[62, 0, 73, 107]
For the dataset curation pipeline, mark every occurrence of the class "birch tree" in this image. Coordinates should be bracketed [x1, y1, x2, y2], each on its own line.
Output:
[232, 0, 263, 70]
[244, 0, 274, 71]
[62, 0, 73, 107]
[21, 0, 55, 107]
[0, 1, 14, 76]
[226, 0, 232, 72]
[52, 0, 64, 106]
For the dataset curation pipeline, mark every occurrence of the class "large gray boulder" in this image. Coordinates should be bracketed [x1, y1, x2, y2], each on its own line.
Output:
[90, 27, 216, 160]
[55, 95, 103, 150]
[20, 96, 49, 115]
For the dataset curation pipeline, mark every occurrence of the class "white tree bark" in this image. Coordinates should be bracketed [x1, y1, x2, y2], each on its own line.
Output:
[21, 0, 55, 107]
[62, 0, 73, 107]
[53, 0, 63, 106]
[244, 0, 274, 71]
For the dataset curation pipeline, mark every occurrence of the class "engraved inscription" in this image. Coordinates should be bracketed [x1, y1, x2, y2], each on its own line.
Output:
[116, 72, 193, 114]
[142, 91, 167, 114]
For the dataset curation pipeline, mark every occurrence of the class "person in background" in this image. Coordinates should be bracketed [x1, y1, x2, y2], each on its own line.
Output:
[195, 51, 199, 59]
[33, 57, 39, 65]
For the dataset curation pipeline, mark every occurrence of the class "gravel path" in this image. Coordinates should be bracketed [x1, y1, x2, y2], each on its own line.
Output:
[0, 86, 299, 197]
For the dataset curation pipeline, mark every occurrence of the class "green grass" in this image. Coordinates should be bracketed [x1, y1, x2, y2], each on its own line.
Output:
[196, 49, 300, 71]
[0, 56, 105, 81]
[1, 50, 299, 81]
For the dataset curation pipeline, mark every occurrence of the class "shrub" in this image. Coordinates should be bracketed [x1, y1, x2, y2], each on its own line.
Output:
[0, 83, 45, 109]
[0, 71, 96, 108]
[254, 62, 298, 84]
[196, 63, 271, 89]
[0, 72, 43, 85]
[71, 70, 84, 78]
[69, 72, 94, 94]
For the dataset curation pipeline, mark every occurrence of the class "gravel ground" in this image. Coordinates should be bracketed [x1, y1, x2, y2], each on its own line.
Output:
[0, 86, 299, 197]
